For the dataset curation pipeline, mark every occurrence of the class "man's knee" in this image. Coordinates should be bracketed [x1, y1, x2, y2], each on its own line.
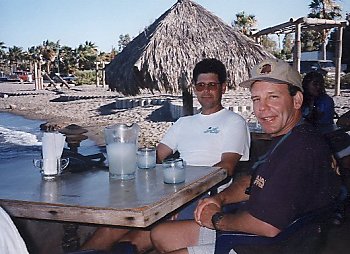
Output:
[150, 223, 168, 252]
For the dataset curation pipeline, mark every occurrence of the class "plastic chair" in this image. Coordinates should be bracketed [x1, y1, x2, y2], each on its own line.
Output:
[214, 199, 344, 254]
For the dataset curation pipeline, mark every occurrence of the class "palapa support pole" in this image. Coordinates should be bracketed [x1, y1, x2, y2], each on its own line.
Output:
[179, 71, 193, 116]
[293, 22, 301, 72]
[334, 26, 344, 96]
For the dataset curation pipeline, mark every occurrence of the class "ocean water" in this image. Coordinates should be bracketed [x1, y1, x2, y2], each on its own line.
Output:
[0, 112, 100, 167]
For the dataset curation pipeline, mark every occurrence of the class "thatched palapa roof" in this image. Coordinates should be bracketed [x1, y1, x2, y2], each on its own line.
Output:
[106, 0, 272, 95]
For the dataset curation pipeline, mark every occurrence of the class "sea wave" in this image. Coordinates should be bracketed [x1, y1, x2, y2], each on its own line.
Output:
[0, 126, 42, 146]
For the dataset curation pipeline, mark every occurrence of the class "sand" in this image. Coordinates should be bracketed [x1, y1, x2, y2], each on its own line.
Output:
[1, 82, 349, 147]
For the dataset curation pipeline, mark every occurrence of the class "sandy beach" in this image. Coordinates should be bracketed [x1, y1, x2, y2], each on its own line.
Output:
[1, 82, 350, 148]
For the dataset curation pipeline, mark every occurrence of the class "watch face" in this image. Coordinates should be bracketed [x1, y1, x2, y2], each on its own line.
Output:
[212, 212, 224, 229]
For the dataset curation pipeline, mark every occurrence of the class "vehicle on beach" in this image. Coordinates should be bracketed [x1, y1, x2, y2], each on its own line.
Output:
[2, 70, 33, 82]
[300, 60, 345, 77]
[52, 74, 77, 84]
[0, 72, 7, 82]
[14, 70, 33, 82]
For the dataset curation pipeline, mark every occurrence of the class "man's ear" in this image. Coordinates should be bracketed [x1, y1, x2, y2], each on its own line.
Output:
[221, 82, 227, 94]
[293, 91, 303, 109]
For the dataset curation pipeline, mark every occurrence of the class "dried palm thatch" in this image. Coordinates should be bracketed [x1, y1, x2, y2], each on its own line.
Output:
[106, 0, 273, 95]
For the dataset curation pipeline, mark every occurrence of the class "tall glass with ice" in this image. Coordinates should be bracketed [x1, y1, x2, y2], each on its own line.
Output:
[104, 123, 139, 180]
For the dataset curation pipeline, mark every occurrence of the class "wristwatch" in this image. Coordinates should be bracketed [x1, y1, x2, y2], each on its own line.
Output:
[211, 212, 225, 230]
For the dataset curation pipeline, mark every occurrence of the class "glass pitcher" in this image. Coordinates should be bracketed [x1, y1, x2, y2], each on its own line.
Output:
[104, 123, 139, 179]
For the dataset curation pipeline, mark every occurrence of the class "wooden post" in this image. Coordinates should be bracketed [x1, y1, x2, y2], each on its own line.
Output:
[95, 62, 100, 87]
[293, 22, 301, 72]
[102, 62, 106, 87]
[334, 26, 343, 96]
[34, 62, 39, 90]
[321, 40, 327, 60]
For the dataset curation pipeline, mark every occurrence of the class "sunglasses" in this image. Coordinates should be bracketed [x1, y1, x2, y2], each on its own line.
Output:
[194, 82, 221, 92]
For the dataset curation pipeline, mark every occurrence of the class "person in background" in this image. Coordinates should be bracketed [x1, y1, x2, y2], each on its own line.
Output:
[302, 71, 335, 125]
[150, 58, 340, 254]
[81, 58, 250, 253]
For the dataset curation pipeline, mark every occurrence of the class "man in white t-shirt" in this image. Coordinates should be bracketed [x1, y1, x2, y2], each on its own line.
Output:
[157, 58, 250, 219]
[81, 58, 250, 253]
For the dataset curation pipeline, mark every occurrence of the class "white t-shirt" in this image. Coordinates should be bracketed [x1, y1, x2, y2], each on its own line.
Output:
[160, 108, 250, 166]
[0, 207, 29, 254]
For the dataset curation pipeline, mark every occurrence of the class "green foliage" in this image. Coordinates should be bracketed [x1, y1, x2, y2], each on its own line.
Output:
[260, 35, 278, 53]
[232, 11, 257, 36]
[280, 34, 293, 60]
[302, 0, 343, 52]
[0, 38, 118, 75]
[341, 73, 350, 85]
[308, 0, 342, 19]
[301, 30, 323, 51]
[76, 41, 98, 70]
[117, 34, 131, 52]
[74, 70, 96, 85]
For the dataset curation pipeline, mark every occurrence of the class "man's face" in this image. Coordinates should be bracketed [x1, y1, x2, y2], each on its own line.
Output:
[251, 81, 303, 137]
[194, 73, 226, 114]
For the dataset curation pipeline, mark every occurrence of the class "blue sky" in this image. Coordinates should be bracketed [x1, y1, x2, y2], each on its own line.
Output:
[1, 0, 349, 52]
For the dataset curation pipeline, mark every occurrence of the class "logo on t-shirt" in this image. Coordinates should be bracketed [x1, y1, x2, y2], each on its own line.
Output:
[204, 127, 220, 134]
[253, 175, 265, 189]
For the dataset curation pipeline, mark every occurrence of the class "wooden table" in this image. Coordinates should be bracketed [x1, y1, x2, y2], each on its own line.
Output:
[0, 163, 226, 228]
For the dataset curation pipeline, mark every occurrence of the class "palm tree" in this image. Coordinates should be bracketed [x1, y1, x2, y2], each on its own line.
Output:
[76, 41, 98, 70]
[41, 40, 59, 74]
[59, 46, 76, 74]
[8, 46, 24, 70]
[232, 11, 257, 36]
[306, 0, 342, 58]
[309, 0, 342, 19]
[0, 42, 7, 68]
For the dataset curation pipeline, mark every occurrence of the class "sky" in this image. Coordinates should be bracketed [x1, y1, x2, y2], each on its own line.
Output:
[1, 0, 349, 53]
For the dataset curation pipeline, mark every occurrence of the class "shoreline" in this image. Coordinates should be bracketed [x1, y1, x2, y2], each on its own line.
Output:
[1, 82, 350, 148]
[0, 83, 175, 147]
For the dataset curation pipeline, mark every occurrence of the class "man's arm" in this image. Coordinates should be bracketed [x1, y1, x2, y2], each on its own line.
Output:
[213, 152, 242, 176]
[197, 175, 280, 237]
[156, 143, 173, 163]
[213, 210, 281, 237]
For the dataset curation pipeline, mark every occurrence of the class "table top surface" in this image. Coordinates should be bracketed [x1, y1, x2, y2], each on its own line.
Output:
[0, 161, 226, 227]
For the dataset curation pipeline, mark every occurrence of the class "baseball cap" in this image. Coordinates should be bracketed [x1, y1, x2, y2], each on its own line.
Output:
[239, 58, 303, 92]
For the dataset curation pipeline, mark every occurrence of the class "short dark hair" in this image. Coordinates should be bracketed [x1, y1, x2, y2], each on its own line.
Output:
[193, 58, 227, 84]
[287, 84, 302, 96]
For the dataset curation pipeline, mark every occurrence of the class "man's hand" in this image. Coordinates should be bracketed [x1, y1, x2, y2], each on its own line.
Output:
[194, 197, 221, 227]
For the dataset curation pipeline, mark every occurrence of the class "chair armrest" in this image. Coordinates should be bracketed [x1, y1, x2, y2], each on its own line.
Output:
[214, 205, 333, 254]
[215, 231, 276, 253]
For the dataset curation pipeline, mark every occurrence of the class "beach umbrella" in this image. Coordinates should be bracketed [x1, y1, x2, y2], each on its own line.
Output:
[106, 0, 273, 95]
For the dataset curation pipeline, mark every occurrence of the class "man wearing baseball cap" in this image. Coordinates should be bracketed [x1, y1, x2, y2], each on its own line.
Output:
[150, 58, 340, 254]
